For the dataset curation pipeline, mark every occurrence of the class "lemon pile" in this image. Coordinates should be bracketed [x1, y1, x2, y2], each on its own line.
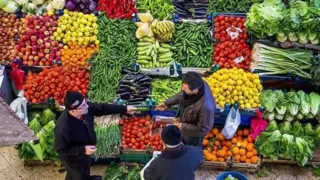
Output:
[54, 10, 99, 45]
[204, 68, 263, 109]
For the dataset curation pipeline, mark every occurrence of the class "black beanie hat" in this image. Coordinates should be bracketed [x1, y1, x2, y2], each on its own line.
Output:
[161, 125, 182, 146]
[64, 91, 85, 110]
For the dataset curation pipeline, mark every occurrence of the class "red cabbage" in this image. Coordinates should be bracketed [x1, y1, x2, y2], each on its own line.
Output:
[72, 0, 81, 4]
[65, 1, 76, 10]
[88, 1, 96, 11]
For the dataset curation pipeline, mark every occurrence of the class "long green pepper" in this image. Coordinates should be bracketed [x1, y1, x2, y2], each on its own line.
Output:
[151, 78, 181, 103]
[137, 0, 175, 19]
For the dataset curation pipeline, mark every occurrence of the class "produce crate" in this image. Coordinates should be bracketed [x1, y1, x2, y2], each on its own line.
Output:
[230, 157, 261, 173]
[120, 151, 153, 164]
[199, 160, 231, 171]
[262, 157, 320, 166]
[210, 12, 251, 43]
[23, 159, 56, 167]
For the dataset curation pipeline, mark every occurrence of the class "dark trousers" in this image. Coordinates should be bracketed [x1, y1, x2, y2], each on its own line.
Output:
[60, 155, 91, 180]
[183, 136, 203, 148]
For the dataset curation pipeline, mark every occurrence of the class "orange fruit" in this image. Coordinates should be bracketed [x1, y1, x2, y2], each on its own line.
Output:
[231, 138, 237, 144]
[246, 151, 253, 158]
[222, 146, 228, 152]
[234, 154, 241, 162]
[203, 150, 209, 155]
[208, 132, 214, 138]
[204, 134, 210, 139]
[245, 159, 251, 163]
[213, 146, 218, 151]
[241, 141, 248, 149]
[236, 142, 242, 147]
[232, 147, 239, 155]
[214, 140, 220, 146]
[251, 156, 259, 164]
[202, 139, 209, 146]
[205, 153, 213, 161]
[252, 149, 258, 156]
[227, 151, 232, 157]
[211, 154, 218, 161]
[247, 143, 254, 152]
[239, 149, 246, 156]
[217, 133, 225, 141]
[237, 130, 243, 136]
[237, 136, 243, 141]
[211, 128, 219, 136]
[212, 151, 217, 155]
[226, 141, 232, 147]
[222, 140, 226, 146]
[217, 150, 226, 157]
[243, 129, 250, 136]
[218, 157, 225, 162]
[240, 155, 246, 162]
[247, 134, 253, 143]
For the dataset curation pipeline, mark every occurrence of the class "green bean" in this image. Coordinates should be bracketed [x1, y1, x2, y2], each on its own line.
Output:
[208, 0, 252, 13]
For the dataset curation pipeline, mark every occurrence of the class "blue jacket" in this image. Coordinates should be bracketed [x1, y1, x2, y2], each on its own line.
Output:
[144, 145, 204, 180]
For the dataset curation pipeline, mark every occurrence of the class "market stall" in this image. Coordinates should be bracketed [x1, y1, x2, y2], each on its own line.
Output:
[0, 0, 320, 178]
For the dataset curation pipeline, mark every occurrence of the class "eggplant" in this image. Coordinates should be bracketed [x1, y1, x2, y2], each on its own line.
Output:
[119, 92, 131, 99]
[134, 74, 145, 82]
[132, 94, 142, 98]
[122, 69, 135, 74]
[138, 77, 152, 84]
[126, 97, 145, 102]
[140, 82, 151, 87]
[117, 88, 131, 94]
[119, 79, 133, 85]
[139, 88, 150, 95]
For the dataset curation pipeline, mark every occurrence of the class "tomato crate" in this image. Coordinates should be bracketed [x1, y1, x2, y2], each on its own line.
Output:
[211, 12, 252, 43]
[230, 157, 261, 173]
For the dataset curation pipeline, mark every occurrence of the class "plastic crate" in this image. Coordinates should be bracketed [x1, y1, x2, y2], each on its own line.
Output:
[150, 110, 177, 117]
[211, 12, 249, 43]
[120, 153, 152, 164]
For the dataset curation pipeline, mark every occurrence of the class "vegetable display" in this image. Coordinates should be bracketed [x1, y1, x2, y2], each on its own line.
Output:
[17, 14, 63, 66]
[55, 10, 99, 45]
[204, 68, 262, 109]
[150, 19, 175, 42]
[61, 42, 98, 67]
[151, 78, 181, 104]
[251, 43, 314, 79]
[208, 0, 252, 13]
[202, 128, 259, 164]
[0, 12, 22, 64]
[97, 0, 137, 19]
[255, 120, 319, 166]
[173, 0, 208, 19]
[260, 90, 320, 121]
[310, 59, 320, 88]
[2, 0, 18, 13]
[174, 22, 212, 67]
[137, 0, 175, 19]
[64, 0, 97, 13]
[94, 124, 120, 157]
[103, 164, 141, 180]
[23, 66, 89, 104]
[136, 37, 175, 68]
[88, 14, 136, 103]
[117, 73, 152, 104]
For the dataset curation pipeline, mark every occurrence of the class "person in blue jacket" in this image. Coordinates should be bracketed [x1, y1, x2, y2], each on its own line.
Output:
[54, 91, 136, 180]
[143, 125, 204, 180]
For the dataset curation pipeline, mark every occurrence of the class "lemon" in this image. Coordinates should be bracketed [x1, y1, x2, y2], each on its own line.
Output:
[244, 91, 249, 97]
[234, 96, 239, 101]
[240, 104, 245, 109]
[226, 90, 230, 95]
[72, 32, 78, 37]
[245, 103, 251, 109]
[237, 79, 243, 85]
[227, 86, 233, 91]
[62, 39, 67, 44]
[249, 99, 254, 104]
[57, 27, 62, 33]
[253, 96, 259, 102]
[95, 40, 100, 45]
[56, 36, 61, 41]
[239, 99, 244, 104]
[219, 102, 225, 107]
[53, 32, 58, 37]
[252, 103, 258, 108]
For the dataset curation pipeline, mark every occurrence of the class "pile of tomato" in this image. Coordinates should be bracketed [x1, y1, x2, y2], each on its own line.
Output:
[212, 15, 252, 70]
[23, 66, 89, 104]
[120, 117, 165, 151]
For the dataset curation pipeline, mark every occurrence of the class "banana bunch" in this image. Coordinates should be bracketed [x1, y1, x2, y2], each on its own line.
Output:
[151, 19, 175, 42]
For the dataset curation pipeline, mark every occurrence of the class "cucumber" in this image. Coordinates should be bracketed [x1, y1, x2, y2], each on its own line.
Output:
[138, 50, 149, 55]
[158, 53, 173, 59]
[158, 57, 173, 63]
[137, 56, 152, 61]
[137, 46, 150, 51]
[161, 43, 171, 49]
[138, 42, 152, 47]
[141, 38, 155, 43]
[146, 47, 153, 56]
[137, 60, 149, 64]
[158, 48, 170, 53]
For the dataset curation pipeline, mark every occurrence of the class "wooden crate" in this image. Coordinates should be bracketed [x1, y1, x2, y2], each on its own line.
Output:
[199, 159, 231, 171]
[230, 157, 261, 173]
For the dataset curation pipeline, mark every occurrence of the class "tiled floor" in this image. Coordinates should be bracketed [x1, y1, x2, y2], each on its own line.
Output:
[0, 146, 318, 180]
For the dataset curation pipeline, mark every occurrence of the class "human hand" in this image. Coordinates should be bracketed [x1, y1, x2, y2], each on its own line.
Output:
[155, 103, 168, 111]
[85, 146, 97, 155]
[174, 123, 182, 129]
[127, 106, 137, 114]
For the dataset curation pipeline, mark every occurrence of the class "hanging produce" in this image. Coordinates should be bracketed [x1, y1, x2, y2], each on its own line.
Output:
[202, 128, 259, 164]
[204, 68, 262, 109]
[174, 22, 212, 68]
[136, 37, 175, 68]
[55, 10, 99, 45]
[64, 0, 97, 13]
[16, 14, 62, 66]
[151, 78, 181, 104]
[137, 0, 175, 19]
[88, 14, 136, 103]
[0, 12, 22, 64]
[173, 0, 208, 19]
[117, 73, 152, 103]
[97, 0, 137, 19]
[251, 43, 314, 79]
[260, 90, 320, 121]
[61, 42, 98, 67]
[23, 66, 89, 104]
[208, 0, 252, 13]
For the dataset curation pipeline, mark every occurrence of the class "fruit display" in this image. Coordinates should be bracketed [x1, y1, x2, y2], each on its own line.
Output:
[23, 66, 89, 104]
[61, 42, 98, 67]
[150, 19, 175, 42]
[16, 14, 62, 66]
[55, 10, 99, 45]
[202, 128, 259, 164]
[136, 37, 175, 68]
[0, 12, 22, 64]
[204, 68, 262, 109]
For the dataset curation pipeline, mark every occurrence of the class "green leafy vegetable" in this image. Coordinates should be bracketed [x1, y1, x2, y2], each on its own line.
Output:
[297, 90, 310, 116]
[310, 92, 320, 116]
[28, 118, 42, 133]
[260, 90, 279, 113]
[295, 137, 313, 166]
[40, 109, 56, 126]
[265, 120, 278, 132]
[292, 121, 304, 137]
[279, 134, 295, 160]
[304, 123, 315, 136]
[279, 122, 292, 134]
[256, 130, 282, 160]
[286, 92, 300, 116]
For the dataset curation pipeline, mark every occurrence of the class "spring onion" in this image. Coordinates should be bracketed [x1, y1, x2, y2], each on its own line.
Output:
[94, 124, 120, 157]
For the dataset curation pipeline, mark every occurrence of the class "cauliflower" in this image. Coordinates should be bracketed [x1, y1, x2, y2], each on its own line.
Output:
[31, 0, 44, 5]
[14, 0, 28, 6]
[22, 2, 36, 14]
[51, 0, 64, 10]
[45, 2, 53, 11]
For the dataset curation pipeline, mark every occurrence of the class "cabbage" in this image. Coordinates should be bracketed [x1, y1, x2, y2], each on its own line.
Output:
[288, 32, 298, 42]
[266, 120, 278, 132]
[280, 134, 295, 160]
[295, 137, 313, 166]
[279, 122, 291, 135]
[292, 121, 304, 137]
[2, 0, 18, 13]
[40, 109, 56, 126]
[276, 90, 287, 115]
[286, 92, 300, 116]
[260, 90, 279, 112]
[263, 111, 275, 121]
[277, 32, 288, 42]
[314, 125, 320, 147]
[256, 130, 282, 160]
[275, 112, 284, 121]
[298, 32, 308, 44]
[0, 0, 8, 8]
[310, 92, 320, 116]
[43, 120, 55, 134]
[295, 112, 304, 120]
[29, 118, 42, 133]
[297, 91, 310, 116]
[304, 123, 315, 136]
[284, 113, 294, 122]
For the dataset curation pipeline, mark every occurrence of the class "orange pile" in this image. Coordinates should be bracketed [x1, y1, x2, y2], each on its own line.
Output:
[61, 42, 98, 67]
[202, 128, 259, 164]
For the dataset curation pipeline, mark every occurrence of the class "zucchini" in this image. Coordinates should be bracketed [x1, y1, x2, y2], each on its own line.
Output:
[158, 57, 173, 63]
[146, 47, 153, 56]
[137, 56, 152, 61]
[138, 50, 149, 55]
[141, 37, 155, 43]
[160, 43, 171, 49]
[137, 46, 150, 51]
[158, 48, 170, 53]
[137, 60, 149, 64]
[158, 53, 173, 59]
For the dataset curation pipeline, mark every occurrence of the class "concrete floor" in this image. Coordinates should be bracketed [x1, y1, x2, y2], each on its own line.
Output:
[0, 146, 318, 180]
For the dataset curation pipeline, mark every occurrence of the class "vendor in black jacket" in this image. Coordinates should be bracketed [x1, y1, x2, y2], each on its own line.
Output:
[143, 125, 204, 180]
[54, 91, 136, 180]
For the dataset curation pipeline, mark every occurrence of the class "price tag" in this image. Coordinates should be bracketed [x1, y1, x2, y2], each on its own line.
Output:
[234, 56, 244, 64]
[226, 26, 242, 40]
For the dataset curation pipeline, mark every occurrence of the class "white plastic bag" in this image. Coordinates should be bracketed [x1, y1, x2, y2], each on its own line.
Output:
[222, 107, 241, 139]
[10, 90, 28, 124]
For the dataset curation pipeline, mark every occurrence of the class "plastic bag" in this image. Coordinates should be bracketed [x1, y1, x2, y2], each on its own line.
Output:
[10, 90, 28, 124]
[250, 109, 268, 140]
[9, 62, 25, 92]
[222, 107, 241, 139]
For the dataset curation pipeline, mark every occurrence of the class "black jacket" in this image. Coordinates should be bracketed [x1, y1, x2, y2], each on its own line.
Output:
[144, 146, 204, 180]
[54, 102, 127, 160]
[164, 81, 216, 137]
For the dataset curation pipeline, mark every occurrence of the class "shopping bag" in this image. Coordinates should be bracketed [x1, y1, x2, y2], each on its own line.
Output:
[222, 107, 241, 139]
[251, 109, 268, 140]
